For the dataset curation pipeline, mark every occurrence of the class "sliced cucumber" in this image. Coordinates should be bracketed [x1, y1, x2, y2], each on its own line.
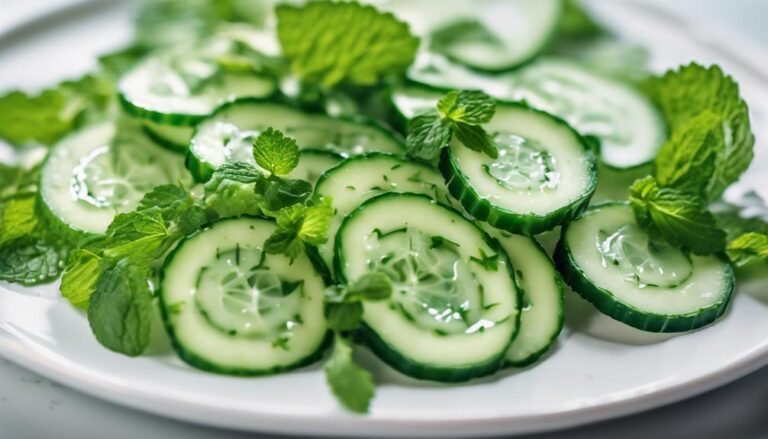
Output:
[440, 102, 597, 235]
[314, 152, 450, 275]
[288, 149, 344, 185]
[118, 50, 275, 126]
[403, 56, 666, 169]
[379, 0, 562, 72]
[39, 121, 191, 238]
[142, 120, 195, 152]
[555, 203, 735, 332]
[335, 193, 521, 381]
[160, 217, 329, 375]
[489, 230, 563, 366]
[187, 99, 404, 182]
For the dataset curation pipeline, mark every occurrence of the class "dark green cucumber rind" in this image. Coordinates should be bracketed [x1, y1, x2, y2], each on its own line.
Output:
[504, 239, 565, 368]
[117, 77, 277, 126]
[554, 204, 736, 333]
[186, 97, 406, 183]
[435, 0, 564, 74]
[438, 103, 598, 235]
[159, 217, 331, 375]
[118, 92, 206, 126]
[334, 192, 522, 382]
[142, 124, 189, 154]
[355, 323, 505, 382]
[306, 244, 334, 286]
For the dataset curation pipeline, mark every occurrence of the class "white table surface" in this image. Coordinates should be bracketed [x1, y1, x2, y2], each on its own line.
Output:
[1, 1, 768, 438]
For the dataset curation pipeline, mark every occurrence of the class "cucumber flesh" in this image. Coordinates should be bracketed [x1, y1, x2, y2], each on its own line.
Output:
[404, 56, 666, 169]
[489, 230, 563, 366]
[188, 99, 404, 182]
[39, 121, 191, 237]
[556, 203, 735, 332]
[378, 0, 562, 72]
[118, 34, 277, 126]
[160, 217, 328, 375]
[314, 153, 450, 275]
[335, 193, 520, 381]
[288, 149, 343, 184]
[441, 103, 597, 235]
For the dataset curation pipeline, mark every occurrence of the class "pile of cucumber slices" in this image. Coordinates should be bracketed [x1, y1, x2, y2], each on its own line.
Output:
[0, 0, 763, 413]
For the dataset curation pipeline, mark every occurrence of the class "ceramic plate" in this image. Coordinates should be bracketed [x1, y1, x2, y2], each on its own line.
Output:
[1, 0, 767, 436]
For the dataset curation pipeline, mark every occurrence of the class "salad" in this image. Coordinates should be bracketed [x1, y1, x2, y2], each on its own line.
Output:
[0, 0, 765, 414]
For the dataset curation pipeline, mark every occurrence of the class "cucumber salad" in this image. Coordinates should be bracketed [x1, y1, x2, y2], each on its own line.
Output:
[0, 0, 765, 414]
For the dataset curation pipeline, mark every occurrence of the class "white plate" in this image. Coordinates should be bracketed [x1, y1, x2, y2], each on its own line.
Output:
[1, 1, 768, 437]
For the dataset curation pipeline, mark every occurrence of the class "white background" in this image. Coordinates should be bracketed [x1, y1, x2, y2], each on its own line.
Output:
[1, 1, 767, 438]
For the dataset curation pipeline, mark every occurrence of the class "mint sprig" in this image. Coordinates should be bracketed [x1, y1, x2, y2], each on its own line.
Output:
[406, 90, 497, 161]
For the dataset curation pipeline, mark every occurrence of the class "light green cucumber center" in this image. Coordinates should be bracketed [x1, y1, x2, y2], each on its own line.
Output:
[195, 246, 303, 337]
[150, 58, 221, 97]
[484, 132, 559, 191]
[510, 71, 628, 147]
[70, 140, 178, 210]
[365, 228, 484, 334]
[596, 224, 693, 288]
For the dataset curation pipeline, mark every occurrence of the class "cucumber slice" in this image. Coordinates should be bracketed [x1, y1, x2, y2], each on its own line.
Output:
[335, 193, 521, 382]
[288, 148, 344, 185]
[160, 217, 329, 375]
[403, 55, 666, 169]
[314, 152, 450, 275]
[187, 99, 404, 182]
[489, 230, 564, 366]
[39, 121, 191, 238]
[118, 49, 276, 126]
[379, 0, 562, 72]
[555, 203, 735, 332]
[440, 102, 597, 235]
[142, 120, 194, 152]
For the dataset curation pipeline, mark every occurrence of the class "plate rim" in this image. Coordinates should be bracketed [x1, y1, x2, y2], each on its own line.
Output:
[2, 0, 768, 436]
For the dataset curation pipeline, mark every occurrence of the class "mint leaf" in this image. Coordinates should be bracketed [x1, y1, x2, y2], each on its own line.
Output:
[276, 1, 419, 88]
[0, 74, 114, 146]
[469, 249, 499, 271]
[630, 176, 726, 255]
[60, 248, 102, 309]
[87, 259, 153, 356]
[325, 302, 364, 332]
[452, 122, 498, 159]
[264, 197, 334, 260]
[654, 111, 721, 197]
[252, 128, 299, 176]
[204, 162, 265, 218]
[258, 176, 313, 212]
[437, 90, 495, 124]
[405, 113, 452, 161]
[727, 232, 768, 267]
[0, 195, 38, 247]
[644, 63, 754, 201]
[324, 334, 375, 414]
[0, 236, 69, 285]
[716, 210, 768, 241]
[405, 90, 497, 161]
[348, 272, 393, 302]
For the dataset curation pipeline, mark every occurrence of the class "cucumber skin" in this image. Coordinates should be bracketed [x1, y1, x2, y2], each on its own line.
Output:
[438, 103, 598, 235]
[142, 125, 189, 154]
[158, 218, 331, 376]
[439, 0, 564, 74]
[554, 217, 736, 333]
[356, 324, 507, 383]
[335, 192, 522, 382]
[118, 93, 207, 127]
[503, 243, 565, 368]
[185, 97, 406, 183]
